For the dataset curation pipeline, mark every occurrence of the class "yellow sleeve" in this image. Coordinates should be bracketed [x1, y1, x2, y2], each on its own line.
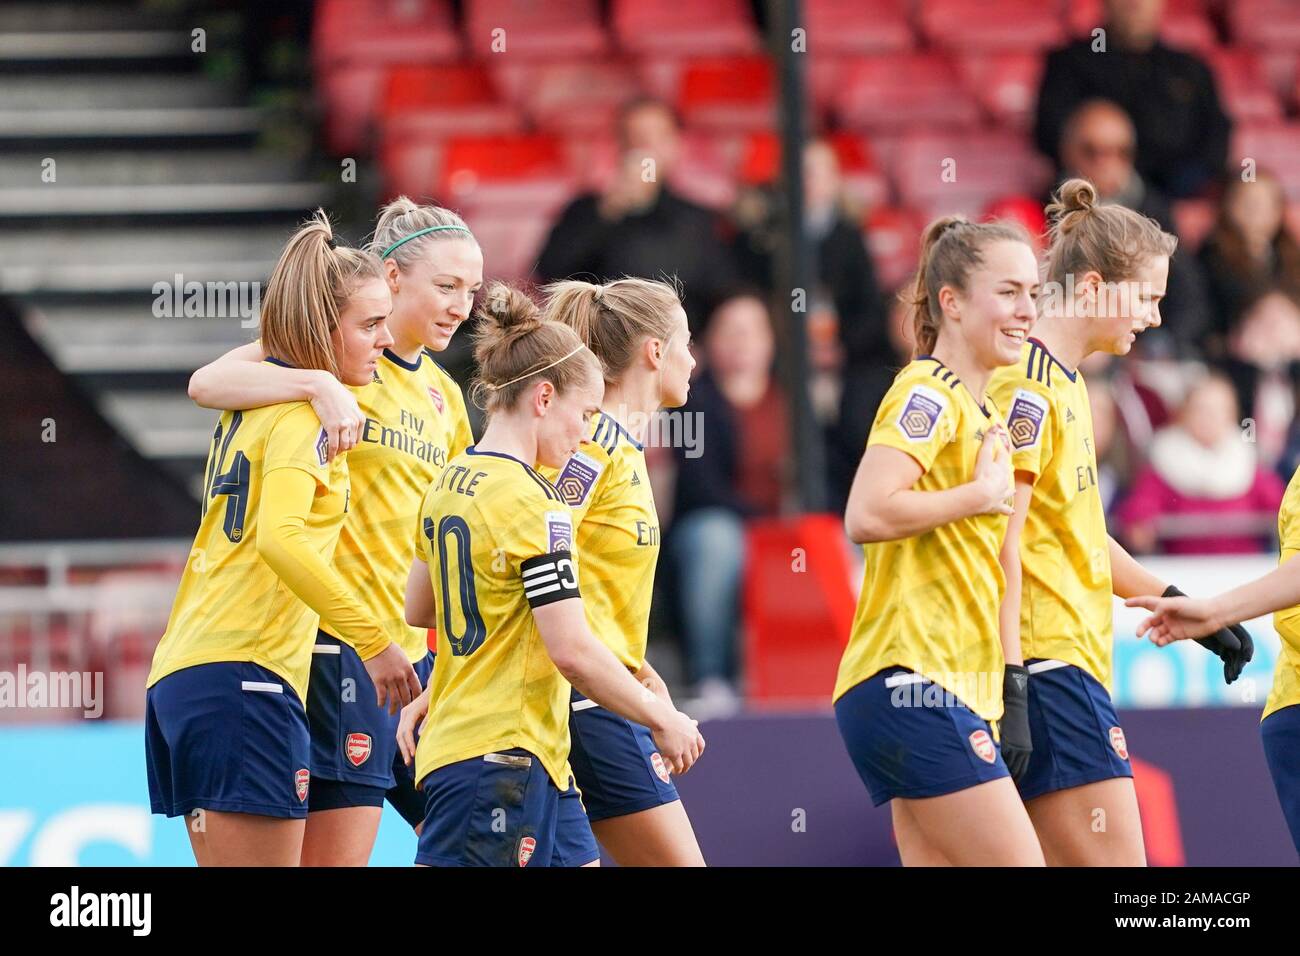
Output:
[1000, 378, 1055, 480]
[867, 374, 955, 473]
[551, 445, 611, 525]
[504, 487, 580, 609]
[263, 403, 331, 481]
[256, 466, 390, 660]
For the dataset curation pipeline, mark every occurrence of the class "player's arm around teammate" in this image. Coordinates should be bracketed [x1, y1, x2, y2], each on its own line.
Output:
[187, 199, 481, 865]
[834, 216, 1044, 867]
[145, 214, 404, 866]
[538, 278, 706, 866]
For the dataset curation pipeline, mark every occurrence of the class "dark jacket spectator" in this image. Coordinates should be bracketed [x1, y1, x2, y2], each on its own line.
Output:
[535, 99, 737, 331]
[1034, 0, 1230, 198]
[1198, 172, 1300, 352]
[1050, 98, 1210, 355]
[730, 139, 889, 368]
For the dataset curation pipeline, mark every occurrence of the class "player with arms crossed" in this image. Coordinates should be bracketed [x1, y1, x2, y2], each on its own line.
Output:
[541, 277, 705, 866]
[834, 217, 1043, 866]
[402, 284, 703, 866]
[146, 214, 396, 866]
[186, 198, 480, 864]
[992, 179, 1252, 866]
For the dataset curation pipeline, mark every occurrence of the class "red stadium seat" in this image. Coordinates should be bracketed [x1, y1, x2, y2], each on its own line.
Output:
[804, 0, 913, 55]
[437, 133, 570, 201]
[435, 135, 576, 277]
[891, 129, 1053, 220]
[1231, 123, 1300, 201]
[1230, 0, 1300, 50]
[490, 59, 643, 134]
[864, 204, 927, 290]
[611, 0, 760, 56]
[313, 0, 459, 70]
[678, 56, 776, 133]
[463, 0, 608, 59]
[380, 64, 522, 142]
[313, 1, 459, 154]
[742, 514, 857, 705]
[917, 0, 1063, 52]
[1207, 48, 1284, 124]
[1067, 0, 1215, 55]
[957, 53, 1045, 131]
[835, 54, 981, 132]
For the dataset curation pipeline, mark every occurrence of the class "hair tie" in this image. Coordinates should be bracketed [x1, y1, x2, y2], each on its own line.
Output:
[325, 235, 339, 250]
[483, 346, 584, 392]
[381, 224, 474, 258]
[593, 284, 606, 302]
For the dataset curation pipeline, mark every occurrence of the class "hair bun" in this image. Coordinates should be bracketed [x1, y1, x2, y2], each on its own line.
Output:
[478, 281, 541, 333]
[1046, 178, 1098, 231]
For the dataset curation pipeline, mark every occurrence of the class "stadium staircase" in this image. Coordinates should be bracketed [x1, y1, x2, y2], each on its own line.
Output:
[0, 1, 334, 499]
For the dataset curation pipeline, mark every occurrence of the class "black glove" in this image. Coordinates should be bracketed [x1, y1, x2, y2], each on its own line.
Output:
[999, 664, 1032, 784]
[1163, 585, 1255, 685]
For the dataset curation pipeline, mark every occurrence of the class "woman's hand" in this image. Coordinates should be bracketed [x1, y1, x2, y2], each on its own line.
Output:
[308, 371, 366, 462]
[396, 685, 433, 767]
[970, 425, 1015, 517]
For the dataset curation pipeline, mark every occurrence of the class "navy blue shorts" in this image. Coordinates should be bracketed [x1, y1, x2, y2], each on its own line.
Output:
[415, 749, 599, 867]
[1261, 703, 1300, 858]
[835, 668, 1010, 806]
[1016, 659, 1133, 801]
[568, 689, 680, 822]
[145, 661, 312, 819]
[305, 632, 434, 821]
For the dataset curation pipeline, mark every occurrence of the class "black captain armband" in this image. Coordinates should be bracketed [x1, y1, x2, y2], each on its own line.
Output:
[521, 551, 580, 608]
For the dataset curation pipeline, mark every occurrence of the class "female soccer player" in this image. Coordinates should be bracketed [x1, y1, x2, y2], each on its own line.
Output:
[539, 277, 705, 866]
[833, 216, 1045, 866]
[402, 283, 704, 867]
[186, 198, 480, 865]
[990, 178, 1251, 866]
[1126, 500, 1300, 856]
[146, 213, 399, 866]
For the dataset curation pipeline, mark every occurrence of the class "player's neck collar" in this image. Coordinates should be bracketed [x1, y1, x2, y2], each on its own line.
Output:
[383, 347, 424, 372]
[1028, 337, 1078, 381]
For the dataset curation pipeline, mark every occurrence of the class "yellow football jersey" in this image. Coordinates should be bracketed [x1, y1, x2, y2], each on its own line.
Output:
[989, 339, 1114, 688]
[147, 401, 348, 703]
[833, 356, 1013, 721]
[323, 348, 473, 662]
[540, 412, 658, 672]
[1265, 468, 1300, 720]
[413, 447, 579, 790]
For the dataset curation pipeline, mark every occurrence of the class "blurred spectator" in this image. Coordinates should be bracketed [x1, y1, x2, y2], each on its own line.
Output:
[1053, 99, 1210, 354]
[1198, 172, 1300, 353]
[1035, 0, 1230, 199]
[667, 294, 788, 711]
[827, 291, 913, 513]
[730, 138, 889, 369]
[536, 98, 738, 331]
[1080, 349, 1171, 481]
[1220, 288, 1300, 470]
[1117, 373, 1283, 554]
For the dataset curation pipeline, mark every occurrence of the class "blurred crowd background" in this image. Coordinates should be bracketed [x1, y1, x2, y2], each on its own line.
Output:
[5, 0, 1300, 720]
